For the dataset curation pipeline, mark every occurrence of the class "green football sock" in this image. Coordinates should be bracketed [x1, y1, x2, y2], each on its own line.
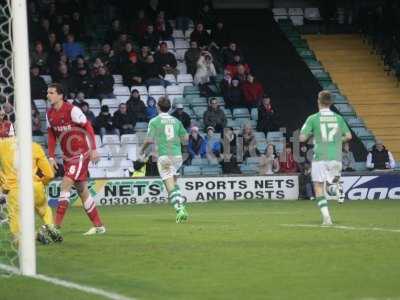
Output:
[169, 186, 183, 211]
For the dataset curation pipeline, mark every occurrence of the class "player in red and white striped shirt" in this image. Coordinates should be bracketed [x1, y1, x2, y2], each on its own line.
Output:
[47, 83, 105, 235]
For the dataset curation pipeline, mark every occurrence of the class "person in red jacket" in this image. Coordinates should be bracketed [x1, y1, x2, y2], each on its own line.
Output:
[0, 109, 14, 138]
[241, 74, 264, 109]
[224, 54, 250, 78]
[280, 144, 299, 173]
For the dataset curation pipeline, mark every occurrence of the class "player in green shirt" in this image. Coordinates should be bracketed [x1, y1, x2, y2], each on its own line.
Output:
[300, 91, 352, 225]
[140, 97, 189, 223]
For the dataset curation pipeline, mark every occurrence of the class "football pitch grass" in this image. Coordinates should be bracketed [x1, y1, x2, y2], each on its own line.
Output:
[1, 200, 400, 300]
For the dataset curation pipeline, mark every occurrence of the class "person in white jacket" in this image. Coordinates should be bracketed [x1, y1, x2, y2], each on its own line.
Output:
[194, 51, 217, 85]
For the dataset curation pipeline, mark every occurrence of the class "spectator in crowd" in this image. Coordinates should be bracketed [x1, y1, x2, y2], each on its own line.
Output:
[30, 41, 48, 73]
[62, 33, 84, 60]
[56, 63, 77, 99]
[174, 0, 195, 33]
[3, 102, 15, 123]
[117, 42, 138, 69]
[145, 97, 158, 121]
[113, 33, 130, 55]
[138, 45, 151, 63]
[71, 55, 88, 75]
[72, 91, 86, 107]
[280, 144, 299, 173]
[185, 40, 201, 76]
[126, 89, 147, 122]
[47, 42, 63, 77]
[94, 105, 115, 136]
[225, 55, 250, 78]
[107, 19, 124, 44]
[32, 106, 42, 136]
[36, 18, 51, 46]
[204, 126, 222, 159]
[93, 66, 115, 99]
[70, 11, 84, 40]
[0, 109, 14, 138]
[366, 140, 396, 170]
[59, 23, 71, 43]
[171, 103, 191, 130]
[194, 51, 217, 86]
[142, 55, 167, 87]
[342, 142, 356, 171]
[188, 126, 206, 159]
[298, 143, 314, 200]
[75, 67, 94, 97]
[203, 97, 227, 133]
[223, 42, 241, 65]
[99, 43, 116, 72]
[80, 101, 96, 125]
[30, 64, 47, 99]
[130, 10, 149, 40]
[190, 23, 211, 48]
[154, 42, 178, 76]
[141, 25, 159, 51]
[235, 64, 249, 82]
[92, 57, 105, 76]
[210, 21, 230, 49]
[259, 144, 280, 175]
[155, 12, 173, 41]
[221, 127, 241, 174]
[240, 123, 258, 160]
[113, 103, 136, 135]
[257, 96, 279, 135]
[198, 3, 216, 30]
[122, 52, 143, 87]
[241, 74, 264, 110]
[46, 32, 57, 50]
[223, 77, 243, 109]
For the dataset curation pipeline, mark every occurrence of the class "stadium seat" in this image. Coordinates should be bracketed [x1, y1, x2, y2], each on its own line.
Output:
[251, 108, 258, 120]
[177, 74, 193, 84]
[345, 117, 364, 127]
[191, 158, 208, 166]
[175, 49, 186, 61]
[267, 131, 284, 140]
[118, 159, 133, 169]
[331, 93, 348, 104]
[166, 85, 183, 96]
[183, 165, 201, 176]
[311, 69, 331, 81]
[97, 159, 116, 168]
[233, 108, 250, 119]
[352, 127, 374, 139]
[246, 157, 261, 165]
[116, 95, 129, 103]
[32, 135, 46, 145]
[34, 99, 47, 110]
[120, 134, 137, 144]
[272, 8, 288, 22]
[113, 85, 130, 96]
[335, 104, 355, 116]
[254, 132, 266, 141]
[304, 7, 322, 21]
[89, 168, 106, 178]
[102, 98, 120, 108]
[240, 164, 258, 175]
[172, 29, 184, 39]
[40, 75, 52, 85]
[354, 162, 367, 172]
[288, 8, 304, 26]
[183, 85, 200, 96]
[91, 108, 100, 117]
[96, 146, 109, 158]
[148, 85, 165, 96]
[257, 143, 268, 153]
[135, 122, 148, 132]
[112, 74, 123, 84]
[361, 139, 375, 151]
[124, 144, 138, 161]
[102, 134, 120, 145]
[194, 106, 207, 119]
[164, 74, 177, 84]
[131, 85, 148, 95]
[223, 108, 232, 119]
[85, 98, 101, 108]
[95, 135, 102, 148]
[106, 169, 126, 178]
[175, 40, 189, 50]
[201, 166, 222, 176]
[177, 63, 187, 74]
[190, 97, 207, 106]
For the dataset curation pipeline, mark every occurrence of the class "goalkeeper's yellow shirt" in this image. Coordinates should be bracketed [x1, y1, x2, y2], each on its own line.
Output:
[0, 137, 54, 191]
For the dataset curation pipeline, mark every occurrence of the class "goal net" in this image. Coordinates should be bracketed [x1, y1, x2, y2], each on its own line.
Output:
[0, 0, 36, 276]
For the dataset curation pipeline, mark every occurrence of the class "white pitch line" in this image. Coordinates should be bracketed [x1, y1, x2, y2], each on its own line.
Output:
[280, 224, 400, 233]
[0, 263, 137, 300]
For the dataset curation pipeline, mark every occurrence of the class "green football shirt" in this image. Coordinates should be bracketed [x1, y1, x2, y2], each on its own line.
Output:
[147, 113, 187, 156]
[300, 108, 350, 161]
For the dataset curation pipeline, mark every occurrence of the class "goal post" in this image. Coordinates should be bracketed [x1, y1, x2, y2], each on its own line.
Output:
[11, 0, 36, 275]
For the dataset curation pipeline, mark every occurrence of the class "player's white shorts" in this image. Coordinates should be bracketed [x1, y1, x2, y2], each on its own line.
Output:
[311, 160, 342, 183]
[157, 155, 183, 180]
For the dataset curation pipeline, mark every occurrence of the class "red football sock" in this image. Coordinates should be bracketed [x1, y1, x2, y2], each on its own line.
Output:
[84, 196, 102, 227]
[55, 193, 70, 226]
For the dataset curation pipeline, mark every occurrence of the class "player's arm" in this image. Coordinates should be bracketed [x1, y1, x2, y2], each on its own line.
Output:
[140, 120, 155, 158]
[339, 116, 352, 142]
[71, 106, 99, 162]
[34, 143, 55, 185]
[178, 121, 189, 145]
[47, 116, 58, 170]
[299, 115, 313, 142]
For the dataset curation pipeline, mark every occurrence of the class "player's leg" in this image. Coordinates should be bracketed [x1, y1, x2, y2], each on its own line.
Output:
[33, 182, 63, 243]
[54, 176, 74, 227]
[6, 189, 19, 242]
[311, 161, 333, 225]
[75, 181, 105, 235]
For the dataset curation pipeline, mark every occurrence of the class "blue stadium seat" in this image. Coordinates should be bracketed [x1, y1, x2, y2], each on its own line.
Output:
[183, 165, 201, 176]
[251, 108, 258, 120]
[191, 158, 208, 166]
[135, 122, 148, 132]
[335, 104, 355, 116]
[354, 162, 367, 172]
[201, 165, 222, 176]
[240, 164, 259, 175]
[233, 108, 250, 119]
[353, 127, 374, 139]
[345, 117, 365, 127]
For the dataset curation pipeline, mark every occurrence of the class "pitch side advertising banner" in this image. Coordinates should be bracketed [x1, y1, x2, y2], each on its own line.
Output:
[46, 176, 299, 207]
[342, 173, 400, 200]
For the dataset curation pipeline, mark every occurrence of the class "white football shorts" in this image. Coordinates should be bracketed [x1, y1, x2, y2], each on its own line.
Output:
[157, 155, 183, 180]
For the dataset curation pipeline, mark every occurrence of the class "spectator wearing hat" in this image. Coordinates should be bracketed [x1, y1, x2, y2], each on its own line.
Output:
[241, 74, 264, 110]
[113, 103, 136, 135]
[30, 64, 47, 99]
[62, 33, 84, 61]
[126, 89, 147, 122]
[188, 126, 207, 159]
[94, 105, 115, 137]
[172, 103, 191, 130]
[122, 52, 143, 87]
[203, 98, 227, 133]
[366, 140, 396, 171]
[146, 97, 158, 121]
[342, 142, 356, 171]
[256, 96, 279, 135]
[185, 40, 202, 77]
[93, 66, 115, 99]
[80, 101, 96, 125]
[154, 42, 178, 76]
[194, 51, 217, 86]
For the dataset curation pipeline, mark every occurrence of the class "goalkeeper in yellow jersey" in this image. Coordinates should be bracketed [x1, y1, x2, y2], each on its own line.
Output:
[0, 137, 63, 244]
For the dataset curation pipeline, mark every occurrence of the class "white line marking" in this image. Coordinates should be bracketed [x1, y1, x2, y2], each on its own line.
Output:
[281, 224, 400, 233]
[0, 263, 136, 300]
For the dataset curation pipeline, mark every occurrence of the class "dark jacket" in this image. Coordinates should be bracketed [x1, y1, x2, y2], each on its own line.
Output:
[142, 62, 165, 81]
[210, 27, 230, 47]
[370, 147, 390, 170]
[141, 32, 160, 51]
[76, 73, 94, 97]
[224, 85, 243, 109]
[256, 103, 279, 133]
[190, 30, 211, 47]
[172, 109, 191, 130]
[30, 74, 48, 99]
[203, 107, 227, 132]
[94, 112, 114, 133]
[126, 96, 147, 122]
[154, 51, 177, 69]
[122, 61, 143, 86]
[113, 110, 137, 134]
[93, 74, 114, 96]
[185, 48, 201, 76]
[188, 135, 206, 158]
